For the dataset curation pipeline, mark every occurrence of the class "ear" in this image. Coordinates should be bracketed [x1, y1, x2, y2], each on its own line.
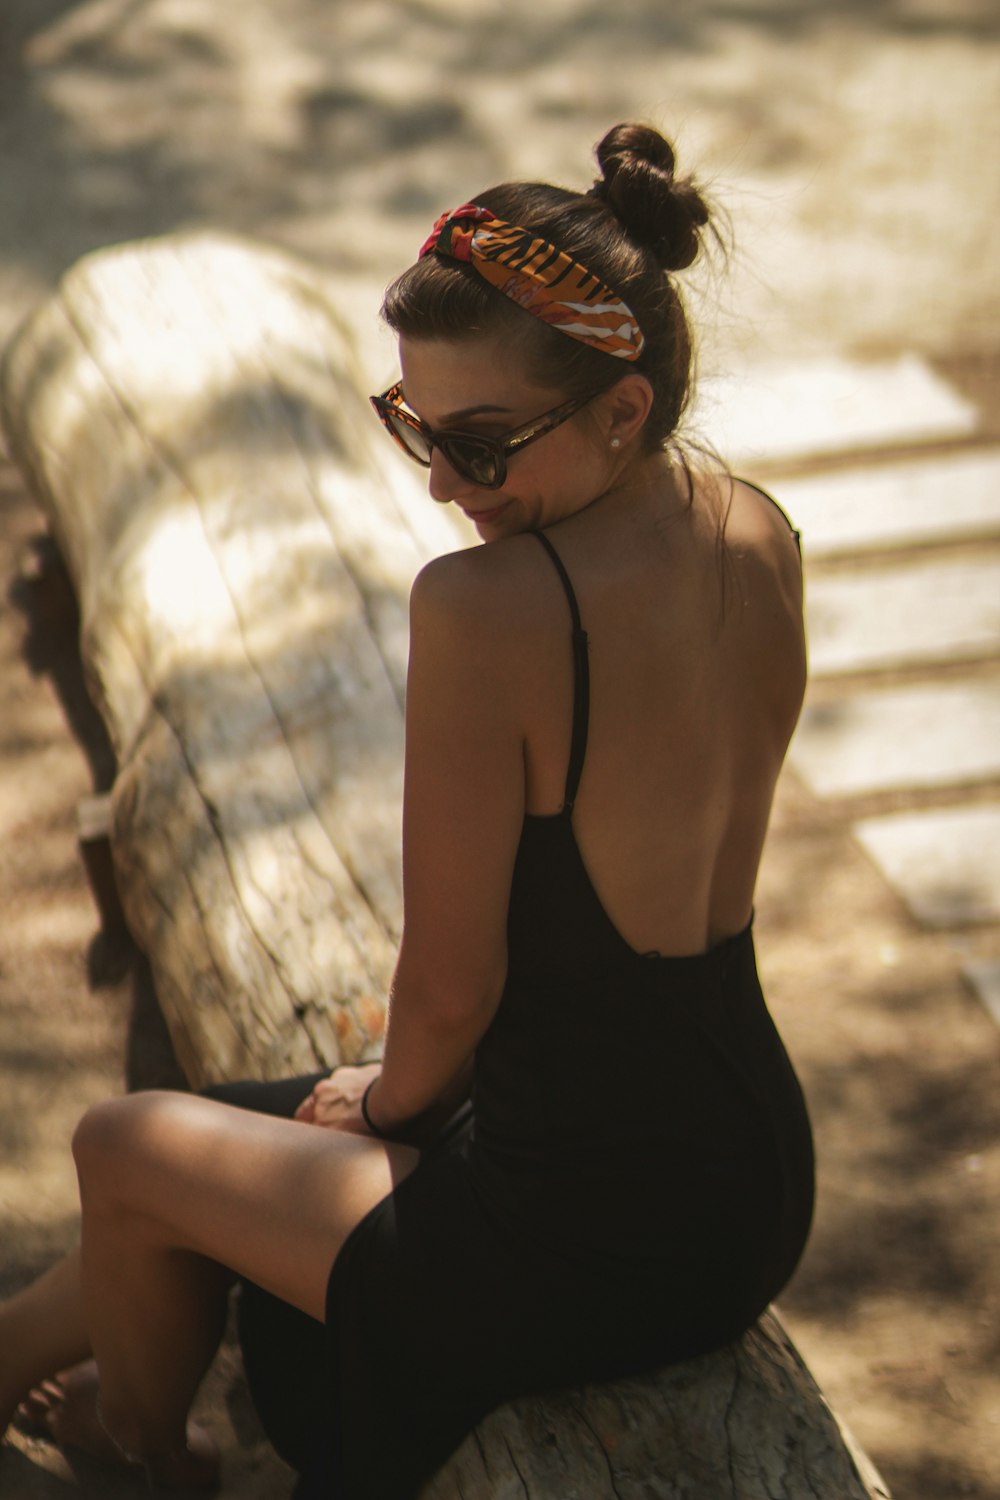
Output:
[595, 374, 654, 449]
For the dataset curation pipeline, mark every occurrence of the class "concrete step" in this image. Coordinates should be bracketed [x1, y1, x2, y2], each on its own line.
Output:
[854, 804, 1000, 927]
[697, 353, 978, 469]
[778, 448, 1000, 557]
[790, 678, 1000, 798]
[806, 556, 1000, 676]
[963, 958, 1000, 1030]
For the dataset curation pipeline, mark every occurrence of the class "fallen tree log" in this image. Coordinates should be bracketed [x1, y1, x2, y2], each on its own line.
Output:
[0, 232, 457, 1085]
[424, 1309, 888, 1499]
[0, 234, 890, 1498]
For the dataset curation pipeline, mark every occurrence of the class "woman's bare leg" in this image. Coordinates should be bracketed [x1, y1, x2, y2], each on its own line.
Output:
[0, 1188, 231, 1482]
[0, 1250, 88, 1434]
[75, 1189, 233, 1485]
[0, 1236, 226, 1481]
[69, 1089, 416, 1481]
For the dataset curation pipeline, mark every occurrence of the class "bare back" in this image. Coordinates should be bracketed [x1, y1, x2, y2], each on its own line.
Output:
[510, 472, 806, 956]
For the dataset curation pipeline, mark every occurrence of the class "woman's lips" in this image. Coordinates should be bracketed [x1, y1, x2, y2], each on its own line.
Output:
[462, 501, 510, 526]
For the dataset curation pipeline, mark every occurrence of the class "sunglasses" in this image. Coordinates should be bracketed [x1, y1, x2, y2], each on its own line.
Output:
[369, 380, 599, 490]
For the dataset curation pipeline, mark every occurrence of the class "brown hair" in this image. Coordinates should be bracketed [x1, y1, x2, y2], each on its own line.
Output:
[381, 123, 713, 454]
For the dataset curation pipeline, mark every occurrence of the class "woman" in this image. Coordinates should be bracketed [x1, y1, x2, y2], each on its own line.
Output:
[0, 122, 813, 1498]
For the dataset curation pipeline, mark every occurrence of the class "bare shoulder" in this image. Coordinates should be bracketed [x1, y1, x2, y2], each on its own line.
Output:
[692, 472, 806, 725]
[410, 535, 557, 638]
[407, 537, 562, 709]
[718, 476, 802, 593]
[685, 472, 803, 615]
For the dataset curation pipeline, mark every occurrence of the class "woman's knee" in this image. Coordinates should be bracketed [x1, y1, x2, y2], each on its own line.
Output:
[72, 1091, 189, 1201]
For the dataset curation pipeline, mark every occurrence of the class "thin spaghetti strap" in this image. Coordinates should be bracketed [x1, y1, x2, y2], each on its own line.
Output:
[736, 476, 802, 552]
[529, 530, 590, 812]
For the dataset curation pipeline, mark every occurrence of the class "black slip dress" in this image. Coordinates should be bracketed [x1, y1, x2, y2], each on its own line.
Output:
[213, 524, 815, 1500]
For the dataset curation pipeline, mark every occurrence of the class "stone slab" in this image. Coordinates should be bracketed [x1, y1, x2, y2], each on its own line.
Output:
[778, 448, 1000, 558]
[790, 679, 1000, 798]
[854, 805, 1000, 927]
[806, 556, 1000, 676]
[962, 959, 1000, 1030]
[696, 354, 978, 468]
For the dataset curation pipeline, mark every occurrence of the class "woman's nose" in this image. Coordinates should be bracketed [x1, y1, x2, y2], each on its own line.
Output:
[427, 448, 471, 506]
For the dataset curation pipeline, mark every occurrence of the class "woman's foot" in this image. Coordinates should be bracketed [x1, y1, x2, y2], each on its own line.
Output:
[15, 1360, 219, 1490]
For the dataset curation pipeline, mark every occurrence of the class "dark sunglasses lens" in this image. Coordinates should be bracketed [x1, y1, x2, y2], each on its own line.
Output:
[386, 410, 432, 467]
[441, 438, 503, 488]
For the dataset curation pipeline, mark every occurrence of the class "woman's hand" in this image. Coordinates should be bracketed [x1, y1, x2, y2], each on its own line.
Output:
[294, 1062, 383, 1135]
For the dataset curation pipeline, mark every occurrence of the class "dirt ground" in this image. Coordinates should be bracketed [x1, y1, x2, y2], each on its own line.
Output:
[2, 2, 1000, 1498]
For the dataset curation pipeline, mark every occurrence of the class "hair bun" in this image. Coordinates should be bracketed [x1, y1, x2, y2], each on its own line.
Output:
[590, 123, 709, 272]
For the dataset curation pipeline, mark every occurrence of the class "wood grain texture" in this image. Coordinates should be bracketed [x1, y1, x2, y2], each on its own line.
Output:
[0, 232, 458, 1084]
[421, 1310, 890, 1499]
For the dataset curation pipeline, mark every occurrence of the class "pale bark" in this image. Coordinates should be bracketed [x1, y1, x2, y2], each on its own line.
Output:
[423, 1310, 890, 1499]
[0, 232, 458, 1084]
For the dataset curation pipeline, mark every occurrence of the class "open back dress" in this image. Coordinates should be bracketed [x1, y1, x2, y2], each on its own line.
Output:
[210, 525, 815, 1500]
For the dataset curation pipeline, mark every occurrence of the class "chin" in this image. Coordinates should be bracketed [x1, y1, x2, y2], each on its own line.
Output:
[463, 498, 521, 537]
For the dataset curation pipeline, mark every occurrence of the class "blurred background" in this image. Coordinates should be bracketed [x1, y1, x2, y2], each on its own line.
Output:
[1, 0, 998, 390]
[1, 3, 998, 1497]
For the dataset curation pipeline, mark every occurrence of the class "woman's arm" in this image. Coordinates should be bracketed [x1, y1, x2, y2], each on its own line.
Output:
[364, 551, 527, 1137]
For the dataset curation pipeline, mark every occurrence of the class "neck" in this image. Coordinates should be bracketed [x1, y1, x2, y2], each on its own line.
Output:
[597, 447, 689, 516]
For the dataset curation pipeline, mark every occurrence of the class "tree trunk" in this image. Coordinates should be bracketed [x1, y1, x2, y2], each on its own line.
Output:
[0, 231, 457, 1085]
[422, 1308, 889, 1499]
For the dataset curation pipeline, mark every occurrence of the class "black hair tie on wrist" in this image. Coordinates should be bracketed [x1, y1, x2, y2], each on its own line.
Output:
[361, 1079, 392, 1139]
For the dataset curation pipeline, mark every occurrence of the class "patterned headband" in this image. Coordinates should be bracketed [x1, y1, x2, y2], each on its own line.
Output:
[418, 203, 645, 362]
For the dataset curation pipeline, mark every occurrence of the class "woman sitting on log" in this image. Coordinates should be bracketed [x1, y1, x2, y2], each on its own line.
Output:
[0, 121, 814, 1498]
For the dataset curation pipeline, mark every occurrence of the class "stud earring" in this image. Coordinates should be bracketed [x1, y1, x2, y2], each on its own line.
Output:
[610, 437, 621, 450]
